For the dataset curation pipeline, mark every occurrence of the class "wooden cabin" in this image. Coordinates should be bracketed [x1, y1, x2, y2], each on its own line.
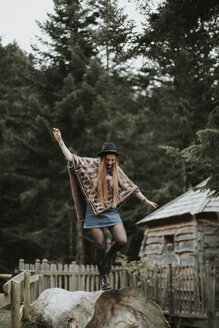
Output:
[137, 180, 219, 266]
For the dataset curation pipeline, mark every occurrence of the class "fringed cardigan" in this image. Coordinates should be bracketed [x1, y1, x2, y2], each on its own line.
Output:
[67, 154, 138, 221]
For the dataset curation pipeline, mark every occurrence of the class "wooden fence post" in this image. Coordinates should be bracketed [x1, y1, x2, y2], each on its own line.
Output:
[35, 259, 40, 273]
[11, 280, 20, 328]
[19, 259, 24, 271]
[42, 259, 49, 290]
[71, 262, 78, 291]
[39, 274, 44, 295]
[206, 262, 217, 328]
[167, 263, 174, 314]
[23, 272, 30, 320]
[154, 274, 159, 303]
[42, 259, 49, 271]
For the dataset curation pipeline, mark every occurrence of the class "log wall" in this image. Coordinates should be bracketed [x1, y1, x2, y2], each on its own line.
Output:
[139, 213, 219, 267]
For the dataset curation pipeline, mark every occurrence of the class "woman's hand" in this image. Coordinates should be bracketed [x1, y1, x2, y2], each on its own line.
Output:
[52, 128, 62, 143]
[144, 199, 158, 209]
[52, 128, 72, 161]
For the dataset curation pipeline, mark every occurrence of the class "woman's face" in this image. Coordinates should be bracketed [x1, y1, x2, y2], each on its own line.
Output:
[105, 154, 116, 169]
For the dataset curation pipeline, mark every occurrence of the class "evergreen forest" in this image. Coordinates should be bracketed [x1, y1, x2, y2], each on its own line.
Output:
[0, 0, 218, 273]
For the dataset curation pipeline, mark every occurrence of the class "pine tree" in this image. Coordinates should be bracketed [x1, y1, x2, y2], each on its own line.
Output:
[92, 0, 135, 71]
[182, 105, 219, 195]
[130, 0, 219, 194]
[32, 0, 146, 262]
[0, 41, 45, 270]
[33, 0, 98, 104]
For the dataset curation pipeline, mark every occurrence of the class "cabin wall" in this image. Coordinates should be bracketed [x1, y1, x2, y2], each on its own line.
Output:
[196, 213, 219, 261]
[139, 215, 196, 266]
[139, 213, 219, 266]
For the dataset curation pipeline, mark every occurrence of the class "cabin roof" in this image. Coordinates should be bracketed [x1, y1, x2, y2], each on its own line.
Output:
[136, 179, 219, 224]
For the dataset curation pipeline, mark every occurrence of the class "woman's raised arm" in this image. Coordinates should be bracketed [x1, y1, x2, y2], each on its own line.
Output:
[52, 128, 73, 162]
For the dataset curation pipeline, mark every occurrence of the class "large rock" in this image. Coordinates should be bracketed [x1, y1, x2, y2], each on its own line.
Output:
[30, 287, 170, 328]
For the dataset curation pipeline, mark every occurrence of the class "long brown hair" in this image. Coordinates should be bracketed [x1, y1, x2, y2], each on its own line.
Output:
[96, 156, 127, 207]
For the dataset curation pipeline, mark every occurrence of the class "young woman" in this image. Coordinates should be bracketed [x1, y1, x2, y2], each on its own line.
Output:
[53, 128, 158, 290]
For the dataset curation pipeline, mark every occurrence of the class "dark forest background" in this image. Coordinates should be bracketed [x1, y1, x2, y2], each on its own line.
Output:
[0, 0, 218, 273]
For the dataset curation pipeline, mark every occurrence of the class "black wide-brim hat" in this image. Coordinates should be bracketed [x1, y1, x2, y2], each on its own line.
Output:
[97, 142, 121, 157]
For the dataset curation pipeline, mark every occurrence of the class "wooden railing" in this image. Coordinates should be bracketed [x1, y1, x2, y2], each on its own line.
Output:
[0, 271, 43, 328]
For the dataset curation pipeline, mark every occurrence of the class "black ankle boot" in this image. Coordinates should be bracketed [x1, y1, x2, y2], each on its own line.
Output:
[100, 275, 111, 290]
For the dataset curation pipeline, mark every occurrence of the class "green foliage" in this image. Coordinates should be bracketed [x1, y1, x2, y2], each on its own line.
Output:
[92, 0, 135, 69]
[115, 253, 159, 287]
[182, 127, 219, 195]
[132, 0, 219, 193]
[0, 41, 46, 270]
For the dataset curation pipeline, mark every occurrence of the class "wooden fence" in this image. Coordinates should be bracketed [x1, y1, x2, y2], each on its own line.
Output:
[18, 259, 218, 316]
[18, 259, 138, 292]
[0, 271, 43, 328]
[1, 259, 218, 328]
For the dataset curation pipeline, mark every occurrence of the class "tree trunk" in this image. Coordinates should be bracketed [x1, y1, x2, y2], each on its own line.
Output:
[69, 215, 73, 261]
[30, 287, 170, 328]
[75, 220, 85, 264]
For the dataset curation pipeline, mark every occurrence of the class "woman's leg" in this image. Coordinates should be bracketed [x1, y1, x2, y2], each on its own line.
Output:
[106, 224, 127, 273]
[90, 228, 105, 249]
[90, 228, 105, 275]
[108, 224, 128, 246]
[90, 228, 110, 290]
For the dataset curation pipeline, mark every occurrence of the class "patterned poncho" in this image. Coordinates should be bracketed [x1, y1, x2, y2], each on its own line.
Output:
[68, 154, 138, 221]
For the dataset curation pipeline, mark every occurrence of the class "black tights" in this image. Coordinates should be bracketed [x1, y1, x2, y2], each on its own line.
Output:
[91, 224, 128, 250]
[91, 224, 127, 275]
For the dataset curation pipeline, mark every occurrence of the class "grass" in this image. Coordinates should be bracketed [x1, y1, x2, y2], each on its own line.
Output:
[0, 309, 10, 328]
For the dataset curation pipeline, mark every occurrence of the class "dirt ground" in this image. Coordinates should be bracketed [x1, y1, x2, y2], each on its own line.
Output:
[0, 309, 10, 328]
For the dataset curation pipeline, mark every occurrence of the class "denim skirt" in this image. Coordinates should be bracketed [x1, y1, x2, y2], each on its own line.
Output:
[83, 202, 122, 229]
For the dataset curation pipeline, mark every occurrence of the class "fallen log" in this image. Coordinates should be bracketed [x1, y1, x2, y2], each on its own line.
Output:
[30, 287, 170, 328]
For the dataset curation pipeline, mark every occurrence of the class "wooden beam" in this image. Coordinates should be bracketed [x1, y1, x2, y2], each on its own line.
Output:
[167, 264, 174, 314]
[206, 262, 217, 328]
[30, 274, 39, 283]
[12, 272, 25, 284]
[3, 280, 11, 295]
[3, 272, 25, 295]
[23, 272, 30, 320]
[0, 274, 12, 279]
[11, 280, 21, 328]
[0, 293, 10, 308]
[39, 274, 44, 295]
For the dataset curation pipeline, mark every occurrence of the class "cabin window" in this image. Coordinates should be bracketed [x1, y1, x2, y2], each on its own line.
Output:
[164, 235, 174, 250]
